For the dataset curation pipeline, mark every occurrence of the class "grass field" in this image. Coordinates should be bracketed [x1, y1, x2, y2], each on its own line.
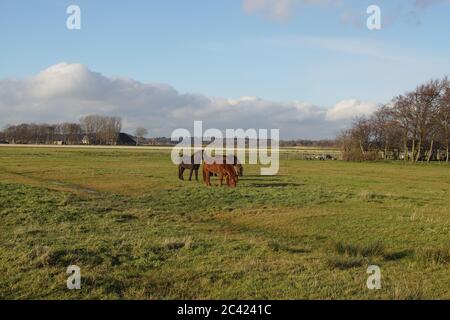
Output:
[0, 146, 449, 299]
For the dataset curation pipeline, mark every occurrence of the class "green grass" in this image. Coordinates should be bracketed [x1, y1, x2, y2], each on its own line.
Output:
[333, 241, 386, 257]
[0, 146, 449, 299]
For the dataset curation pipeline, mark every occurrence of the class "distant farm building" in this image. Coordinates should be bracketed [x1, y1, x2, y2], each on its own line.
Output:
[117, 133, 137, 146]
[81, 136, 90, 145]
[80, 133, 136, 146]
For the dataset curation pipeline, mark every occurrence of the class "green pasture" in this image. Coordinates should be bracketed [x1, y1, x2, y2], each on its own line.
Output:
[0, 146, 448, 299]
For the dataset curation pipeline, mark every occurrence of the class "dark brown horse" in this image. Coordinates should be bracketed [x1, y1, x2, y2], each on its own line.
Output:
[202, 162, 238, 187]
[178, 152, 202, 181]
[226, 155, 243, 177]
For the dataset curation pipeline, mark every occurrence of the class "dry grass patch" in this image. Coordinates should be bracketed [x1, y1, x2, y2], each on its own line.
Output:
[416, 244, 450, 265]
[326, 256, 364, 270]
[333, 241, 385, 257]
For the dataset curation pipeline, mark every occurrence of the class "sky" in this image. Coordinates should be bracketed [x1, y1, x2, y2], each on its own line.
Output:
[1, 0, 450, 139]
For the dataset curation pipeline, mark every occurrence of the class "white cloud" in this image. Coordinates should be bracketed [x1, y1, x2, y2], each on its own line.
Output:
[326, 99, 378, 121]
[0, 63, 378, 139]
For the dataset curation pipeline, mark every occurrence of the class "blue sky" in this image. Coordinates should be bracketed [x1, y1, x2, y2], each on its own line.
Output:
[1, 0, 450, 138]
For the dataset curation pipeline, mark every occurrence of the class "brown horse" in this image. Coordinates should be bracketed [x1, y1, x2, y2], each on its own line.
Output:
[208, 155, 243, 178]
[203, 162, 238, 187]
[178, 152, 202, 181]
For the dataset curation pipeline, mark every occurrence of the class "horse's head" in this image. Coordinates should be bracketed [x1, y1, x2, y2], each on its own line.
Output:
[228, 175, 237, 187]
[225, 166, 238, 187]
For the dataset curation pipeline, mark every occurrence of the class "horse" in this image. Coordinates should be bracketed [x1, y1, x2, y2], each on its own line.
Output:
[226, 155, 243, 177]
[178, 151, 202, 181]
[207, 155, 243, 178]
[202, 161, 238, 188]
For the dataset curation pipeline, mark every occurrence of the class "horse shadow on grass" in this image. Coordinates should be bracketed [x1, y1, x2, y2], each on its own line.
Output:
[241, 176, 303, 188]
[383, 250, 413, 261]
[247, 182, 303, 188]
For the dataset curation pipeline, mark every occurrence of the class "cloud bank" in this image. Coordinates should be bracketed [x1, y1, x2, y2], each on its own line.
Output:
[0, 63, 378, 139]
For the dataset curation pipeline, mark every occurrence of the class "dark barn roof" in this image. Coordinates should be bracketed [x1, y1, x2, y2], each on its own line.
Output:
[118, 133, 136, 145]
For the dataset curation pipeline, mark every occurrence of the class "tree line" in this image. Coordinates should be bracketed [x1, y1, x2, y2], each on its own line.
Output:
[0, 115, 122, 145]
[280, 139, 337, 148]
[338, 77, 450, 163]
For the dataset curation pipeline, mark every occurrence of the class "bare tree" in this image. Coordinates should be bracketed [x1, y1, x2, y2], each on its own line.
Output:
[339, 76, 450, 163]
[80, 115, 121, 145]
[392, 94, 413, 162]
[135, 127, 148, 146]
[410, 80, 441, 162]
[351, 117, 374, 155]
[437, 78, 450, 162]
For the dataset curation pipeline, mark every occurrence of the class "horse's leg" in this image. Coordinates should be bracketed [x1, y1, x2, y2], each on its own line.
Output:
[219, 173, 223, 187]
[203, 167, 210, 186]
[179, 166, 185, 180]
[189, 167, 194, 181]
[207, 171, 212, 186]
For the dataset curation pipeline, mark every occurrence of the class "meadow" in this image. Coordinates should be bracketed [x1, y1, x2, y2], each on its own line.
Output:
[0, 146, 449, 299]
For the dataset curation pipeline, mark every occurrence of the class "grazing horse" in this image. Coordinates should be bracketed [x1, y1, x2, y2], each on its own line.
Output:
[203, 162, 238, 187]
[178, 152, 202, 181]
[208, 155, 243, 178]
